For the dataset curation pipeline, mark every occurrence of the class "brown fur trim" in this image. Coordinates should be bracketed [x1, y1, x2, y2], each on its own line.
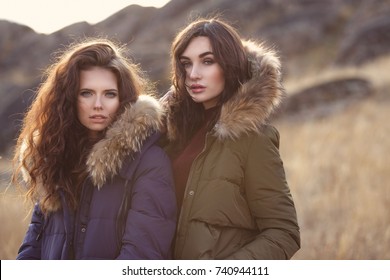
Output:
[214, 40, 285, 140]
[86, 94, 164, 188]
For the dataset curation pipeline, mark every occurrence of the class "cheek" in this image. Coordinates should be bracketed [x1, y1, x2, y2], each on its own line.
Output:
[212, 71, 225, 92]
[106, 100, 120, 119]
[77, 100, 89, 119]
[111, 100, 120, 113]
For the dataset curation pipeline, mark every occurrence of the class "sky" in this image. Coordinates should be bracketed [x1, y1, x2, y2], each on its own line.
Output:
[0, 0, 170, 34]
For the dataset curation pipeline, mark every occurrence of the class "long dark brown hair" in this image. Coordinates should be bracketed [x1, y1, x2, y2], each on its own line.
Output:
[170, 17, 251, 148]
[12, 38, 147, 213]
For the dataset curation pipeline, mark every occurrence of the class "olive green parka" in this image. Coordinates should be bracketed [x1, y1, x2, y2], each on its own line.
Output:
[165, 40, 300, 259]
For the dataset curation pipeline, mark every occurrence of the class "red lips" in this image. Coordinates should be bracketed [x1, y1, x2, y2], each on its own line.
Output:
[189, 84, 205, 93]
[90, 114, 107, 119]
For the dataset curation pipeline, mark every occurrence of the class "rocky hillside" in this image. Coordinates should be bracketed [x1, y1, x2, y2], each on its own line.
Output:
[1, 0, 389, 151]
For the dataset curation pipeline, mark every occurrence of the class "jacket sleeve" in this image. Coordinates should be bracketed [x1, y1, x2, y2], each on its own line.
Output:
[16, 203, 43, 260]
[226, 125, 300, 259]
[117, 146, 177, 259]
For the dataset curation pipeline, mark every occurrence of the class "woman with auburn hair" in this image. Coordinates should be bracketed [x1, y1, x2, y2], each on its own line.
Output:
[162, 17, 300, 259]
[13, 38, 176, 259]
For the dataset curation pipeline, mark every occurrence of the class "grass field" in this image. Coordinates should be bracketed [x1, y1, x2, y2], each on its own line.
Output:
[278, 94, 390, 259]
[0, 157, 31, 259]
[279, 56, 390, 259]
[0, 56, 389, 260]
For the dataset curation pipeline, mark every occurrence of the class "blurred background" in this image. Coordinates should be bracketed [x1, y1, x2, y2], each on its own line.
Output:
[1, 0, 389, 259]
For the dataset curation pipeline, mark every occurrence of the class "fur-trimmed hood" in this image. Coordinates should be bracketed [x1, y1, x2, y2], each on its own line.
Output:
[86, 94, 164, 188]
[165, 40, 284, 141]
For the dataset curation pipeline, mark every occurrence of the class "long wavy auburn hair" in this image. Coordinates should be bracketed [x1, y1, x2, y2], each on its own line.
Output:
[12, 38, 148, 214]
[169, 17, 251, 149]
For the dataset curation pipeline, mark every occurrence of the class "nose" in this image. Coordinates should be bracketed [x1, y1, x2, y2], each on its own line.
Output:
[93, 96, 103, 110]
[189, 64, 201, 80]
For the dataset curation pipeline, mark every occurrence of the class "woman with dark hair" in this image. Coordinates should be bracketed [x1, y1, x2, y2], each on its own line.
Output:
[13, 38, 177, 259]
[162, 18, 300, 259]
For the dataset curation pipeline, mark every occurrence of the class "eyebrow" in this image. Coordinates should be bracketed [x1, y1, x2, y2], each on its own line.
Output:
[79, 88, 118, 92]
[179, 51, 214, 60]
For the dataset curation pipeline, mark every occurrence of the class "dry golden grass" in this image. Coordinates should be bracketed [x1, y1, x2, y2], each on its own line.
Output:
[0, 189, 31, 259]
[278, 98, 390, 259]
[0, 55, 389, 260]
[279, 56, 390, 259]
[0, 156, 31, 260]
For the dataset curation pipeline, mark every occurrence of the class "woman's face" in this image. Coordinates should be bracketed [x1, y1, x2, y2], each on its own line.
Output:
[77, 66, 120, 138]
[179, 36, 225, 109]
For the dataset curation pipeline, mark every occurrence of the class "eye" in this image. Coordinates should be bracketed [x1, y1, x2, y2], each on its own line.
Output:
[180, 60, 192, 69]
[79, 90, 92, 97]
[203, 58, 215, 65]
[105, 91, 118, 98]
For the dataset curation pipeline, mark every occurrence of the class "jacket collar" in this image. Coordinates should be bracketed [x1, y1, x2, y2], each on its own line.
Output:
[86, 94, 164, 188]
